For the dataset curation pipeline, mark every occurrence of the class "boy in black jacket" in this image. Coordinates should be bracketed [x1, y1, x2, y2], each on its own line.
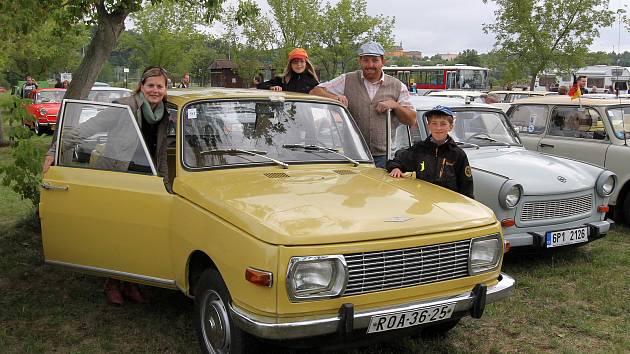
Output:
[386, 105, 474, 198]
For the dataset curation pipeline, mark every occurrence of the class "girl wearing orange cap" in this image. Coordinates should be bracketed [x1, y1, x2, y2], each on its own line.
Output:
[256, 48, 319, 94]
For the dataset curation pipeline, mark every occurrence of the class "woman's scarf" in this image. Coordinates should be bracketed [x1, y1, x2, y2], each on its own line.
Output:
[138, 92, 164, 124]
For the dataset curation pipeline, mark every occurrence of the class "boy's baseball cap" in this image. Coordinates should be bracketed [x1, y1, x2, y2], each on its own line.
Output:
[357, 41, 385, 56]
[424, 105, 454, 118]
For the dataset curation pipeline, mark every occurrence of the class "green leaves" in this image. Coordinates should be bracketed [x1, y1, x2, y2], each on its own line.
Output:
[484, 0, 616, 88]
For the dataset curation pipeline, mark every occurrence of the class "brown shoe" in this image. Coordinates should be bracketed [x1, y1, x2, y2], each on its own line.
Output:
[104, 278, 124, 305]
[121, 282, 148, 304]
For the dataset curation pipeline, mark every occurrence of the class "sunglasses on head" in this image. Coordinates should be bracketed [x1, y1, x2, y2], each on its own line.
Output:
[142, 66, 169, 80]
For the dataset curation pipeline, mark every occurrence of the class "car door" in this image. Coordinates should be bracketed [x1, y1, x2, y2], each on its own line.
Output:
[537, 105, 610, 166]
[506, 104, 548, 151]
[40, 100, 176, 286]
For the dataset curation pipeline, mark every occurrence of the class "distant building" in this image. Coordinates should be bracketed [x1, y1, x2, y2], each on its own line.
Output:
[404, 50, 423, 61]
[210, 59, 244, 88]
[439, 53, 458, 61]
[386, 44, 404, 57]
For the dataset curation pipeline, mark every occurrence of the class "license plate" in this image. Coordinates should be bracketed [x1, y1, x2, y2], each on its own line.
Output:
[546, 226, 588, 248]
[366, 303, 455, 334]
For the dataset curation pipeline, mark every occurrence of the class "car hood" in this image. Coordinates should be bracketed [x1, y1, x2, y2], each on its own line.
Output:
[467, 147, 601, 194]
[174, 166, 496, 245]
[29, 103, 60, 114]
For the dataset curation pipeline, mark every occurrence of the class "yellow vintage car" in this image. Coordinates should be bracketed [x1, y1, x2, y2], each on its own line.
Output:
[40, 89, 514, 353]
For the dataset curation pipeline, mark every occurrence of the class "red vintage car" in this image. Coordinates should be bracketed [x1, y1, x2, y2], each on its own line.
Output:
[25, 88, 66, 135]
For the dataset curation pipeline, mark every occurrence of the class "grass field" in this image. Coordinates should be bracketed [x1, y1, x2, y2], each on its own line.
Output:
[0, 118, 629, 353]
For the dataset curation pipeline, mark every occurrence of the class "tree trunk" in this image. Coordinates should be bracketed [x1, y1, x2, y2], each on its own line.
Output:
[529, 73, 537, 91]
[64, 2, 130, 100]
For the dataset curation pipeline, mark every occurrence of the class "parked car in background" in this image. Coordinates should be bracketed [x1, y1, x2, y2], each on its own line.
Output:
[41, 89, 514, 353]
[490, 90, 557, 103]
[389, 96, 615, 250]
[25, 88, 66, 135]
[24, 86, 132, 135]
[427, 90, 485, 102]
[506, 95, 630, 224]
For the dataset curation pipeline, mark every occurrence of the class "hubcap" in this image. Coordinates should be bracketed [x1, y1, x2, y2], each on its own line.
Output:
[201, 290, 231, 354]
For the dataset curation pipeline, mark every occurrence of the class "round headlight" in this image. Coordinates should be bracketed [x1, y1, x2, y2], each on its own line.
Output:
[499, 180, 522, 209]
[596, 171, 616, 197]
[39, 108, 48, 116]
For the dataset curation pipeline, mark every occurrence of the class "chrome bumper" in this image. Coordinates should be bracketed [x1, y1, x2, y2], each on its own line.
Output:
[505, 219, 613, 248]
[230, 273, 515, 340]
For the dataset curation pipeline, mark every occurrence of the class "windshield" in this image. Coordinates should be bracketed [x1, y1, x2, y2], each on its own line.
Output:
[36, 91, 65, 104]
[182, 100, 371, 169]
[419, 110, 520, 146]
[606, 106, 630, 139]
[87, 89, 132, 103]
[458, 69, 488, 90]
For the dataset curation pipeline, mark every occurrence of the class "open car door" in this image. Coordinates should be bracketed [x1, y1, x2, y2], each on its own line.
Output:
[39, 100, 176, 287]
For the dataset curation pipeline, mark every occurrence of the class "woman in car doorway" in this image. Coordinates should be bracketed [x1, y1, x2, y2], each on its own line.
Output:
[42, 66, 172, 305]
[256, 48, 319, 94]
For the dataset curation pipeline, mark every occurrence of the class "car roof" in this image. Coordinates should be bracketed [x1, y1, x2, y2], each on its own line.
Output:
[409, 96, 502, 111]
[510, 94, 630, 105]
[90, 86, 131, 92]
[427, 90, 484, 96]
[490, 90, 553, 95]
[34, 88, 66, 92]
[166, 88, 338, 106]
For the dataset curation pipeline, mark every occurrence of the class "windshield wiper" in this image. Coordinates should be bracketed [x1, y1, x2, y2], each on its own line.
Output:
[469, 135, 510, 146]
[200, 148, 288, 169]
[455, 141, 479, 149]
[282, 144, 360, 167]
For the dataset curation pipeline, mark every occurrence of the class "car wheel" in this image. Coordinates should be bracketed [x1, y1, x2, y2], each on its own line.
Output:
[623, 193, 630, 226]
[194, 268, 256, 354]
[34, 121, 44, 136]
[419, 318, 461, 338]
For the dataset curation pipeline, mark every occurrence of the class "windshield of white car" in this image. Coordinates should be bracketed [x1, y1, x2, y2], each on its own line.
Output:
[87, 89, 132, 103]
[450, 111, 520, 146]
[182, 100, 371, 169]
[606, 107, 630, 139]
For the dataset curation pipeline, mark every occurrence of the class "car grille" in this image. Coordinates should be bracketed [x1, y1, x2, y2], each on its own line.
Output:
[520, 194, 593, 222]
[343, 239, 470, 296]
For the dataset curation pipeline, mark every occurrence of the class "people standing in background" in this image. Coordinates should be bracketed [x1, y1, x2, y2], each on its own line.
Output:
[22, 75, 38, 98]
[310, 41, 416, 168]
[257, 48, 319, 94]
[178, 73, 190, 88]
[54, 78, 63, 88]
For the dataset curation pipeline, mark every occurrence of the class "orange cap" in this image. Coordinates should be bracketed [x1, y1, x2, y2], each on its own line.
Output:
[288, 48, 308, 61]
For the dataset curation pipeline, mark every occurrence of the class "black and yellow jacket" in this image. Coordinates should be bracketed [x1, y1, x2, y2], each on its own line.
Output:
[386, 135, 474, 198]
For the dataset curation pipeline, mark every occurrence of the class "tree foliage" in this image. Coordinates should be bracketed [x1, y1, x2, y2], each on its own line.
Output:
[456, 49, 481, 67]
[483, 0, 615, 89]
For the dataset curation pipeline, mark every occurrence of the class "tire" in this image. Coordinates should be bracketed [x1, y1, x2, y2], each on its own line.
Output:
[623, 193, 630, 226]
[34, 121, 44, 136]
[194, 268, 256, 354]
[419, 318, 461, 338]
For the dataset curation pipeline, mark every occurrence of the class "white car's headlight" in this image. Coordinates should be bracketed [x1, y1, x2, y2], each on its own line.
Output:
[469, 234, 502, 275]
[286, 255, 347, 302]
[596, 171, 616, 197]
[498, 180, 522, 209]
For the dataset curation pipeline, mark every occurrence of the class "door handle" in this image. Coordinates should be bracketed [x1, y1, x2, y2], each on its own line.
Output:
[539, 143, 554, 148]
[41, 182, 69, 191]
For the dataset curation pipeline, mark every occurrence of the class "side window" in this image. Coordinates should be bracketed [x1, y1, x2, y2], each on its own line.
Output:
[57, 101, 155, 174]
[508, 105, 547, 134]
[548, 107, 607, 140]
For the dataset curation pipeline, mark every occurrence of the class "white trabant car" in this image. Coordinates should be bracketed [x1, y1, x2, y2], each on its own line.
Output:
[506, 95, 630, 224]
[387, 96, 616, 250]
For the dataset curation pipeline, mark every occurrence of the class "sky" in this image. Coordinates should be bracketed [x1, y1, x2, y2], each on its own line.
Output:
[242, 0, 630, 57]
[364, 0, 630, 56]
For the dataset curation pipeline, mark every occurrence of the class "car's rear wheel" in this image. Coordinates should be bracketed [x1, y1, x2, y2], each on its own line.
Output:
[194, 268, 256, 354]
[419, 318, 461, 338]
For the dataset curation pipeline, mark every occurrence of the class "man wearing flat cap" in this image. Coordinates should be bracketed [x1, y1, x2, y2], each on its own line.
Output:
[310, 41, 416, 168]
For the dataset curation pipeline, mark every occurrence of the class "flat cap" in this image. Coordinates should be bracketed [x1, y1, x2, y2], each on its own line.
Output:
[357, 41, 385, 56]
